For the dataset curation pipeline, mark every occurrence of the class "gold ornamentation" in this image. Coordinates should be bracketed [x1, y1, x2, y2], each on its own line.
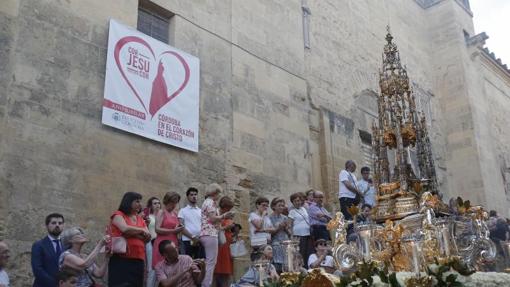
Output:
[405, 275, 434, 287]
[279, 272, 301, 286]
[395, 196, 419, 217]
[378, 181, 400, 196]
[401, 123, 417, 147]
[301, 268, 339, 287]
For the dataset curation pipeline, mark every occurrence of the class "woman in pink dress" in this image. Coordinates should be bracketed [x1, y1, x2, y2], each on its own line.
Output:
[152, 192, 183, 267]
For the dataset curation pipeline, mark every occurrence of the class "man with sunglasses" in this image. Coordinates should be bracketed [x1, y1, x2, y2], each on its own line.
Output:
[307, 239, 336, 274]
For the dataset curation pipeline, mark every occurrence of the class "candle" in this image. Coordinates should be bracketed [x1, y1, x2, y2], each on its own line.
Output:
[258, 264, 264, 287]
[287, 244, 292, 272]
[411, 241, 420, 276]
[360, 230, 371, 261]
[363, 236, 371, 261]
[442, 228, 451, 257]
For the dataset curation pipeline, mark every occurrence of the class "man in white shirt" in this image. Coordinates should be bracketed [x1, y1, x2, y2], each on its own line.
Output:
[339, 160, 363, 220]
[357, 166, 376, 207]
[178, 187, 205, 259]
[0, 240, 10, 287]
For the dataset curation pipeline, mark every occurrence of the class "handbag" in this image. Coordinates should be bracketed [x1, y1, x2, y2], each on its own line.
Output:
[230, 240, 248, 257]
[218, 230, 227, 245]
[111, 236, 127, 254]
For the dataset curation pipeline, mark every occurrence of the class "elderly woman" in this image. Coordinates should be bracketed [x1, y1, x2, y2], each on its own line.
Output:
[109, 191, 151, 287]
[200, 183, 234, 287]
[153, 192, 183, 268]
[288, 192, 313, 267]
[269, 197, 291, 273]
[249, 197, 275, 253]
[214, 196, 237, 287]
[235, 245, 279, 287]
[58, 227, 109, 287]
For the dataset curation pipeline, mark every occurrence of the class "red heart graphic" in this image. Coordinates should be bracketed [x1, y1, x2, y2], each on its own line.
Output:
[149, 51, 190, 118]
[115, 37, 191, 119]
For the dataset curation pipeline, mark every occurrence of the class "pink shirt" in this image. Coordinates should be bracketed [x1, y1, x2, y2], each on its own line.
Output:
[155, 255, 199, 287]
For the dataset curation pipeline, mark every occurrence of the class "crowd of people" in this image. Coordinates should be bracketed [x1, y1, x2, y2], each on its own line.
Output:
[0, 161, 377, 287]
[1, 160, 509, 287]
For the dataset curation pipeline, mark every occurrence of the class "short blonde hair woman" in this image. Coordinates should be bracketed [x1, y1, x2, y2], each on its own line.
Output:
[199, 184, 234, 287]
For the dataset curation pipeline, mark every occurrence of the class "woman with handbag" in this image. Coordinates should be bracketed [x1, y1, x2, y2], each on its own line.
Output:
[249, 197, 275, 260]
[214, 196, 236, 287]
[199, 184, 234, 287]
[58, 227, 110, 287]
[152, 192, 183, 268]
[288, 192, 313, 267]
[109, 192, 151, 287]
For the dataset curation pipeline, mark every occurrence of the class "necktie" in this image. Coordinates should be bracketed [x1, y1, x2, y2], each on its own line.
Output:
[53, 239, 62, 255]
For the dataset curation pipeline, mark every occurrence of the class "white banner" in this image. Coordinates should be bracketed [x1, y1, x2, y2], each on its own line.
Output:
[102, 19, 200, 152]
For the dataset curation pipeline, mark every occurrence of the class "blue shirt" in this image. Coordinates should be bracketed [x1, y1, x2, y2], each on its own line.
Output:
[308, 203, 332, 226]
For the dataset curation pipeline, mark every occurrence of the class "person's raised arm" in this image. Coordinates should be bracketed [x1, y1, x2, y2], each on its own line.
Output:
[91, 252, 110, 278]
[251, 214, 264, 230]
[309, 253, 326, 268]
[62, 237, 108, 270]
[192, 259, 206, 286]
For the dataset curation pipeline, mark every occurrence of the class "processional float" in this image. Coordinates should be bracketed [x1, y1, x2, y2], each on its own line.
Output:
[330, 27, 497, 280]
[250, 28, 497, 287]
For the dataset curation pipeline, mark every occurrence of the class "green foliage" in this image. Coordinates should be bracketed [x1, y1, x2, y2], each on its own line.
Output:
[427, 263, 465, 287]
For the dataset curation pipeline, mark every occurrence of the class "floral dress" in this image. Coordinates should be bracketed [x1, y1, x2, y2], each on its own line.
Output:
[200, 198, 219, 237]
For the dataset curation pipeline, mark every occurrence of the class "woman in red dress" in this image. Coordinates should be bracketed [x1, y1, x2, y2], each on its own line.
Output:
[152, 192, 183, 267]
[214, 196, 236, 287]
[108, 192, 151, 286]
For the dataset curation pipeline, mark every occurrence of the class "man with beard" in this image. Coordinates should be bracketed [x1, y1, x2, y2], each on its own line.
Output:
[178, 187, 204, 258]
[31, 213, 65, 287]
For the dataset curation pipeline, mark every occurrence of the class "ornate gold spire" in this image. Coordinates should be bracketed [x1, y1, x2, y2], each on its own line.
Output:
[373, 27, 439, 221]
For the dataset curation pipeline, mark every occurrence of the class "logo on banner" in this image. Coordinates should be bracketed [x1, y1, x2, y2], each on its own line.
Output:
[114, 36, 191, 119]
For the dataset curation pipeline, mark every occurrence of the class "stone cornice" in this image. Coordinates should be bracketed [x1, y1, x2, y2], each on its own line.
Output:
[480, 47, 510, 83]
[414, 0, 473, 16]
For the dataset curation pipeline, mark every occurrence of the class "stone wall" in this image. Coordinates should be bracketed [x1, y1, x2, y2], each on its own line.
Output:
[1, 0, 510, 285]
[471, 52, 510, 217]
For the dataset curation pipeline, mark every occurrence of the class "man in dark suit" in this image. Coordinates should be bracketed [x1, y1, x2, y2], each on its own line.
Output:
[31, 213, 65, 287]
